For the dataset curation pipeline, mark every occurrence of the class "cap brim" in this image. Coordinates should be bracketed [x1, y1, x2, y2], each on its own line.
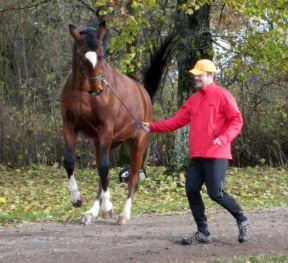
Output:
[188, 68, 205, 75]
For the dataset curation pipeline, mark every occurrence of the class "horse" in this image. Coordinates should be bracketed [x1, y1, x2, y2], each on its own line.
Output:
[60, 21, 173, 225]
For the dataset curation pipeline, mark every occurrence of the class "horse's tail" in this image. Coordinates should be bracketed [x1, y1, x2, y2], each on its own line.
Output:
[143, 33, 175, 101]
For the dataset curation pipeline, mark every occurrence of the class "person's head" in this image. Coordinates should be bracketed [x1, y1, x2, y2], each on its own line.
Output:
[188, 59, 217, 90]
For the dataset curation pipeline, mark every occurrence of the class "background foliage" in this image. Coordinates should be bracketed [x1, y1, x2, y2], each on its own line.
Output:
[0, 0, 287, 167]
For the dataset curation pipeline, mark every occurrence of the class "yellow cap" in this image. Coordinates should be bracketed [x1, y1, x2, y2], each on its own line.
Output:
[188, 59, 217, 75]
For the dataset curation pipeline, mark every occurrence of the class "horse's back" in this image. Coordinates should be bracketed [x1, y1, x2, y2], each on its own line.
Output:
[107, 66, 153, 121]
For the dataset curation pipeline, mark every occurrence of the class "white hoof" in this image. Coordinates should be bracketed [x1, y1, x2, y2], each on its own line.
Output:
[100, 191, 113, 218]
[117, 198, 132, 225]
[81, 213, 94, 225]
[101, 209, 113, 219]
[69, 175, 82, 207]
[117, 214, 127, 225]
[70, 192, 83, 207]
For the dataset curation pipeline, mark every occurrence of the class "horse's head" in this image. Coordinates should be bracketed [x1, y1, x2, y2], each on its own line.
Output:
[69, 21, 107, 96]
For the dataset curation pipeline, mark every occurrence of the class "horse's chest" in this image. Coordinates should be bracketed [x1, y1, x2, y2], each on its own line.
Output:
[65, 100, 99, 127]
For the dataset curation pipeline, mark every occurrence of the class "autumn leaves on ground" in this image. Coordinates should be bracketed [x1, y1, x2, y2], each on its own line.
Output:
[0, 165, 287, 225]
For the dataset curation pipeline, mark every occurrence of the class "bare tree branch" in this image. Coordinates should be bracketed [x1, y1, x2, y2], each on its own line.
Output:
[76, 0, 97, 15]
[0, 0, 50, 14]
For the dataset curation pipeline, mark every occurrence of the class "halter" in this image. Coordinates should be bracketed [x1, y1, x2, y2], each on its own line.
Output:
[77, 47, 142, 130]
[78, 51, 105, 96]
[89, 74, 103, 83]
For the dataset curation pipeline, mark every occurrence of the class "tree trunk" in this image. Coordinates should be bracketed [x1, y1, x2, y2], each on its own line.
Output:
[173, 3, 213, 170]
[176, 3, 213, 104]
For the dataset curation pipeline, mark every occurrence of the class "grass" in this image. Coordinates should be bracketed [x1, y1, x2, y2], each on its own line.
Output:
[0, 165, 287, 262]
[170, 255, 288, 262]
[0, 165, 287, 225]
[211, 255, 288, 262]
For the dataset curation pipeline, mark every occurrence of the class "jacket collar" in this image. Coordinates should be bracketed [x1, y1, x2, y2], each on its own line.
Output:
[199, 82, 216, 95]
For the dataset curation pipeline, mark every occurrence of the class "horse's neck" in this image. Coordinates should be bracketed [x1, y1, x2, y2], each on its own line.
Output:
[102, 61, 123, 87]
[70, 56, 85, 90]
[102, 61, 113, 79]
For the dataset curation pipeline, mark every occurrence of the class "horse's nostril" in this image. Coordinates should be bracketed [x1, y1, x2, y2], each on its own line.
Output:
[88, 89, 103, 96]
[89, 91, 97, 96]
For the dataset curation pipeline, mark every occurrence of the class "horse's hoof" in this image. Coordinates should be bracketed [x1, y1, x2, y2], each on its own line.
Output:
[70, 193, 83, 207]
[101, 210, 113, 219]
[72, 199, 83, 207]
[81, 213, 93, 225]
[117, 215, 127, 225]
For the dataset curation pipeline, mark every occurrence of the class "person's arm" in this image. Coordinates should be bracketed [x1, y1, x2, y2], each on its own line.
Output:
[217, 91, 243, 145]
[142, 102, 191, 133]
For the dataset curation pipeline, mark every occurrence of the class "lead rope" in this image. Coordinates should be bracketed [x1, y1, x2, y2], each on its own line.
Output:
[102, 78, 142, 130]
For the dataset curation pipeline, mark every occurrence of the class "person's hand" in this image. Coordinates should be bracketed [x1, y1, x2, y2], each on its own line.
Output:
[213, 137, 224, 146]
[141, 122, 150, 132]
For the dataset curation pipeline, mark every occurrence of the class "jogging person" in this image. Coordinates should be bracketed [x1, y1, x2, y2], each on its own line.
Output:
[142, 59, 251, 245]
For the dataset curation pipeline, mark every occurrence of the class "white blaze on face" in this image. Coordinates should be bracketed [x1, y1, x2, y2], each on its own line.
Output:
[85, 51, 97, 68]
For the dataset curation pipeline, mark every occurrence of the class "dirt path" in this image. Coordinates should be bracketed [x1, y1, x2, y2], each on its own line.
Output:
[0, 206, 287, 263]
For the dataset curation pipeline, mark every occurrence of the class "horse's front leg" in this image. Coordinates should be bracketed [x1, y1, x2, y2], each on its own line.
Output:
[81, 138, 113, 225]
[63, 123, 83, 207]
[117, 135, 148, 225]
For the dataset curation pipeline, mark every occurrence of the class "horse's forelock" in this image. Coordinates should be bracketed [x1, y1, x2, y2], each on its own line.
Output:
[79, 28, 100, 50]
[78, 24, 108, 53]
[79, 27, 98, 34]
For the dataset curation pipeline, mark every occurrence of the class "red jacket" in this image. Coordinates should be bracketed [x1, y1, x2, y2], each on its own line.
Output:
[149, 82, 243, 160]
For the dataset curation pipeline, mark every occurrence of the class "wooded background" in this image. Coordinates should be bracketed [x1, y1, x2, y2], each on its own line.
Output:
[0, 0, 287, 168]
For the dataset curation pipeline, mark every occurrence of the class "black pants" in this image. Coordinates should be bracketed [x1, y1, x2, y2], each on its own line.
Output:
[185, 158, 247, 234]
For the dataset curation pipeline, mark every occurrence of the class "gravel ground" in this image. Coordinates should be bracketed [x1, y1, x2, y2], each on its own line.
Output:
[0, 206, 287, 263]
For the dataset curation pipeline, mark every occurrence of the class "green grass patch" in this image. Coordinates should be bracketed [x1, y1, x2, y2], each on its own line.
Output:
[0, 165, 287, 225]
[171, 255, 288, 262]
[211, 255, 288, 262]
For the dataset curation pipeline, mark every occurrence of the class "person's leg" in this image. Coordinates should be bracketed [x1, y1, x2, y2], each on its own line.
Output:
[201, 158, 250, 242]
[185, 158, 209, 236]
[201, 158, 246, 221]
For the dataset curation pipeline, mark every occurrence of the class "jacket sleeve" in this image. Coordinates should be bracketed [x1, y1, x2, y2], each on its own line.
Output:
[218, 91, 243, 145]
[149, 101, 190, 132]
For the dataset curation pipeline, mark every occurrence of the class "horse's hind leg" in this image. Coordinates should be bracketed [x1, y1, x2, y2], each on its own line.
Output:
[117, 134, 148, 225]
[63, 123, 83, 207]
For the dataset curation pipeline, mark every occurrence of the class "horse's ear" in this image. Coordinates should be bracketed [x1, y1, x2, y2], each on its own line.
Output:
[69, 24, 80, 40]
[98, 21, 106, 41]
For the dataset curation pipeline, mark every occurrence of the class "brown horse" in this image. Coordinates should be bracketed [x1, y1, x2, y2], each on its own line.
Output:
[60, 21, 173, 225]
